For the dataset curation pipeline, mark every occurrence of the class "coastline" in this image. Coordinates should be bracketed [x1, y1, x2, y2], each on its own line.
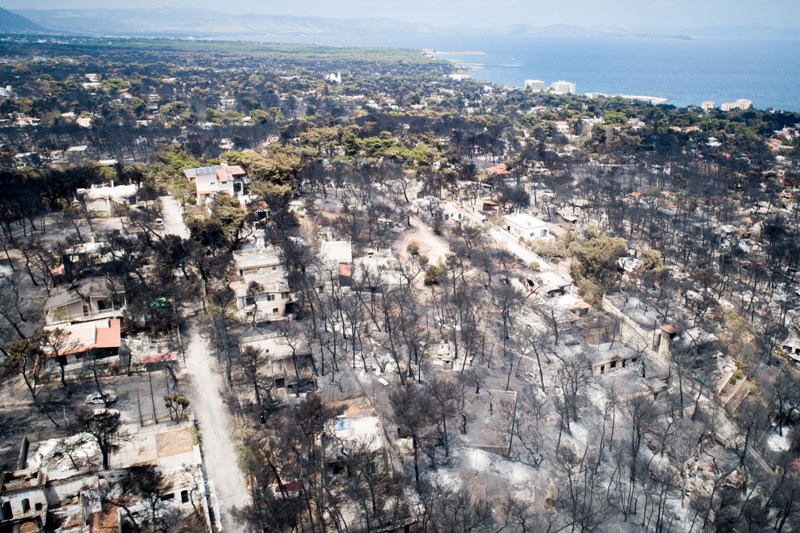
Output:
[423, 49, 486, 55]
[428, 48, 778, 111]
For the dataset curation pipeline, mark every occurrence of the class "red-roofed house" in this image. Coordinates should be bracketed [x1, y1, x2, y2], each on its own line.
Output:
[42, 318, 123, 373]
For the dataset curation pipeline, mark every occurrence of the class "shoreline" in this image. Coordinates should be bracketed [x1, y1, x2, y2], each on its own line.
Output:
[423, 48, 486, 55]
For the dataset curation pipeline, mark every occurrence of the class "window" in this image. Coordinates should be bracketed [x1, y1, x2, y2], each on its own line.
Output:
[610, 361, 617, 369]
[245, 296, 255, 306]
[34, 503, 43, 512]
[181, 490, 189, 503]
[273, 308, 279, 314]
[2, 501, 12, 519]
[21, 499, 30, 513]
[266, 294, 276, 301]
[160, 493, 175, 501]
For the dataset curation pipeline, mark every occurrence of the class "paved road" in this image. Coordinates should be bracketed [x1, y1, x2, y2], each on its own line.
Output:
[161, 196, 248, 532]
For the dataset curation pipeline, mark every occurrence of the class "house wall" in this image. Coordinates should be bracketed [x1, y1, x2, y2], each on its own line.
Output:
[591, 355, 638, 377]
[237, 291, 290, 321]
[85, 197, 112, 216]
[84, 197, 133, 216]
[47, 297, 119, 324]
[237, 263, 283, 277]
[0, 487, 48, 521]
[195, 175, 235, 205]
[507, 220, 549, 239]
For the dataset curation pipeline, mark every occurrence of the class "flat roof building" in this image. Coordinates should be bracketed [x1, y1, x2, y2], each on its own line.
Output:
[550, 80, 576, 95]
[524, 79, 545, 92]
[720, 98, 752, 112]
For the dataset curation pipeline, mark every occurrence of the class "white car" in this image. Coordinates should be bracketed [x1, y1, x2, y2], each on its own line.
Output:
[85, 391, 117, 405]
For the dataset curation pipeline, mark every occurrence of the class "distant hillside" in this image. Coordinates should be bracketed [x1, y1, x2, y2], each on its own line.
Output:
[14, 8, 695, 40]
[0, 7, 49, 33]
[19, 8, 797, 41]
[15, 8, 444, 37]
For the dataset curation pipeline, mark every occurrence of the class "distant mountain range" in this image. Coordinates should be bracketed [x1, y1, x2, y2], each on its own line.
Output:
[0, 7, 48, 33]
[5, 7, 799, 42]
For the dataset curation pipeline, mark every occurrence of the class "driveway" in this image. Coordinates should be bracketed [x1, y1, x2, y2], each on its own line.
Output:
[160, 195, 190, 240]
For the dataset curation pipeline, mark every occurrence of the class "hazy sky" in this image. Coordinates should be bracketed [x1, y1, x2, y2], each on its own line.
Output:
[6, 0, 799, 28]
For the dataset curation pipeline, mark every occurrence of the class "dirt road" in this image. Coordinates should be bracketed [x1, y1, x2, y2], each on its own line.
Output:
[184, 326, 248, 533]
[395, 215, 451, 264]
[161, 196, 248, 532]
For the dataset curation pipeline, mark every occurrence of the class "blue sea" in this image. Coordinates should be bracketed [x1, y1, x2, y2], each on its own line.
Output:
[254, 34, 800, 112]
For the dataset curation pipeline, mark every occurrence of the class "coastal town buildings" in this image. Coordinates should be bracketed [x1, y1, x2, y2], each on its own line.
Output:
[721, 98, 753, 111]
[524, 79, 546, 92]
[550, 80, 576, 95]
[701, 100, 716, 112]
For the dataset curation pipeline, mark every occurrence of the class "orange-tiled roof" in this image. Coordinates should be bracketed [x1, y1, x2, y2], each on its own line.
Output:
[43, 319, 121, 357]
[338, 263, 352, 277]
[486, 163, 511, 175]
[215, 165, 245, 182]
[143, 351, 177, 364]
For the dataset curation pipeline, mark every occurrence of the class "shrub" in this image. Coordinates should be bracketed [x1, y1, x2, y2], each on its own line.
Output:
[577, 278, 602, 305]
[424, 264, 445, 286]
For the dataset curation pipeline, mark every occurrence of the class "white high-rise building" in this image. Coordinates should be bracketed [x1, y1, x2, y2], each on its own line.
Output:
[550, 80, 576, 95]
[720, 98, 752, 111]
[701, 101, 716, 112]
[524, 79, 546, 92]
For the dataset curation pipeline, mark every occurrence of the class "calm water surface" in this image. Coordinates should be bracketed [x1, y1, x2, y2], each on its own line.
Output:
[249, 33, 800, 111]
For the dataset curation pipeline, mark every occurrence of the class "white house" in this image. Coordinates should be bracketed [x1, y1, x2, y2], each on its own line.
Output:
[504, 213, 551, 240]
[233, 246, 284, 278]
[231, 272, 292, 323]
[76, 183, 138, 216]
[184, 163, 249, 205]
[231, 245, 291, 322]
[320, 240, 353, 270]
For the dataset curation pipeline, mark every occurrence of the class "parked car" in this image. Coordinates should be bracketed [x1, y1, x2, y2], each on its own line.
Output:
[85, 390, 117, 405]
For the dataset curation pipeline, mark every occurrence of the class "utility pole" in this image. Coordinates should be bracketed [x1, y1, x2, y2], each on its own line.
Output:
[148, 371, 158, 424]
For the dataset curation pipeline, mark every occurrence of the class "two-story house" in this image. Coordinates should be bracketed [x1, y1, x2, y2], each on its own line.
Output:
[44, 277, 126, 326]
[231, 246, 293, 322]
[184, 163, 249, 206]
